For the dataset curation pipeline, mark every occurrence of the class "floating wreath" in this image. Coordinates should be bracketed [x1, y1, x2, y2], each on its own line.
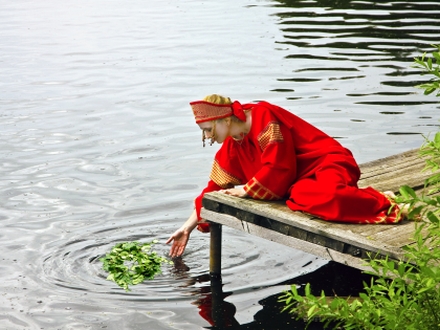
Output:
[100, 240, 172, 291]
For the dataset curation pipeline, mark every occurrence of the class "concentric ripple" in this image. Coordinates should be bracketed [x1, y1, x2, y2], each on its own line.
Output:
[40, 218, 325, 304]
[2, 0, 440, 328]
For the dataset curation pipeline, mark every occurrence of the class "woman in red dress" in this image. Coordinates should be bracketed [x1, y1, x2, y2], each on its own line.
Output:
[167, 94, 401, 257]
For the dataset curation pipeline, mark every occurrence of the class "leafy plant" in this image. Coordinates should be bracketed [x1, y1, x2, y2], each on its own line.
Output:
[279, 48, 440, 329]
[396, 131, 440, 221]
[412, 44, 440, 96]
[280, 217, 440, 329]
[100, 240, 172, 291]
[279, 142, 440, 329]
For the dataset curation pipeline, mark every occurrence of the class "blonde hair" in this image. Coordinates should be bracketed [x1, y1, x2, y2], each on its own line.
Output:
[201, 94, 243, 122]
[203, 94, 232, 105]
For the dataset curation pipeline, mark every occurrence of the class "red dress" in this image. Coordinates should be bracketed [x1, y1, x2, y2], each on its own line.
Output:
[195, 101, 401, 232]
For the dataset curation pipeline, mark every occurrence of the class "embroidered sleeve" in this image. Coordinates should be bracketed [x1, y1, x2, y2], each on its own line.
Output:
[244, 177, 282, 200]
[258, 122, 283, 151]
[210, 159, 242, 188]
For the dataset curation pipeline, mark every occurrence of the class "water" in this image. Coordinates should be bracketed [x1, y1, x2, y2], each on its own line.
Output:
[1, 0, 439, 329]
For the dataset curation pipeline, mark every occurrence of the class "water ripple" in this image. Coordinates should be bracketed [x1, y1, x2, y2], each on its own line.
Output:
[1, 0, 440, 328]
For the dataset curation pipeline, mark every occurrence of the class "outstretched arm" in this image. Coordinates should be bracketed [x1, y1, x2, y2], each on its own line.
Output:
[166, 209, 198, 258]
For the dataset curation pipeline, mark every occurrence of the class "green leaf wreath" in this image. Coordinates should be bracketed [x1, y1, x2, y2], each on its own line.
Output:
[100, 240, 172, 291]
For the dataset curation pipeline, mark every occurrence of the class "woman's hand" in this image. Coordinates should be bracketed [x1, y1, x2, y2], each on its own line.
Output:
[219, 187, 248, 198]
[166, 228, 191, 258]
[166, 209, 198, 258]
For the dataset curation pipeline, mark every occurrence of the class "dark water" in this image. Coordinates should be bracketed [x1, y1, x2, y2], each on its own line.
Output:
[1, 0, 439, 329]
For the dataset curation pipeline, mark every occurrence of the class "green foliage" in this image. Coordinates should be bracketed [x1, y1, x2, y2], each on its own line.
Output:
[412, 44, 440, 96]
[279, 53, 440, 327]
[100, 240, 172, 291]
[280, 171, 440, 329]
[280, 218, 440, 329]
[397, 131, 440, 222]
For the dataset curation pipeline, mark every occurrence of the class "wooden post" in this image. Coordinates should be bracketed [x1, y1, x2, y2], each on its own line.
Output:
[209, 222, 223, 327]
[210, 274, 224, 327]
[209, 222, 222, 276]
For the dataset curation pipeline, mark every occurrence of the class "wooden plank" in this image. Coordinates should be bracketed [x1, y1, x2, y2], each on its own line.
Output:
[201, 148, 431, 270]
[359, 149, 423, 175]
[203, 194, 408, 251]
[349, 220, 416, 246]
[358, 149, 430, 192]
[368, 222, 417, 247]
[202, 209, 376, 272]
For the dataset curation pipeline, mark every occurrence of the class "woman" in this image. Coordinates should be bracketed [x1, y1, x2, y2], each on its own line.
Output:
[166, 94, 401, 258]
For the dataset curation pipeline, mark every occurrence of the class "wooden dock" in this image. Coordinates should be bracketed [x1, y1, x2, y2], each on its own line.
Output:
[201, 149, 431, 274]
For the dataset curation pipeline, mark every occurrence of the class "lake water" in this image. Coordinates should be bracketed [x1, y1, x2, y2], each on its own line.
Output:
[1, 0, 439, 329]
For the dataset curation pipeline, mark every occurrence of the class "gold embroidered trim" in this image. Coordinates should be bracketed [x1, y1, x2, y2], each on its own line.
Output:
[190, 101, 232, 123]
[244, 177, 281, 200]
[258, 122, 283, 150]
[210, 160, 242, 188]
[357, 203, 402, 224]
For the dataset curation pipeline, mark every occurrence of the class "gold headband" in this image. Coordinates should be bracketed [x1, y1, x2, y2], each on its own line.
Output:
[190, 101, 233, 124]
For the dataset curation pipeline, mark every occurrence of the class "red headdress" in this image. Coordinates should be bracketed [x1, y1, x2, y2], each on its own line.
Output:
[190, 100, 246, 124]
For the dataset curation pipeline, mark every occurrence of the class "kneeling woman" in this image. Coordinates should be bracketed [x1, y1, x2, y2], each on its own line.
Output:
[166, 94, 401, 257]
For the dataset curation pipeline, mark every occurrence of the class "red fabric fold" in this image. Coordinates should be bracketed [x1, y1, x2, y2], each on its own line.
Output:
[231, 101, 246, 121]
[194, 101, 402, 225]
[194, 180, 223, 233]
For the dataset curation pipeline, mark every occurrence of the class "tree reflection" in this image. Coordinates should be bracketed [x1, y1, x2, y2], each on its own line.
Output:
[268, 0, 440, 103]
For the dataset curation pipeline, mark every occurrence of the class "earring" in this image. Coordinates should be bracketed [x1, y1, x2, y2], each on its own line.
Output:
[209, 121, 217, 146]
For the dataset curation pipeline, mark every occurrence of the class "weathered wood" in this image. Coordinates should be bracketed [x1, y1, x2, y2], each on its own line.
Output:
[202, 149, 431, 272]
[202, 209, 376, 271]
[358, 149, 429, 192]
[209, 223, 222, 276]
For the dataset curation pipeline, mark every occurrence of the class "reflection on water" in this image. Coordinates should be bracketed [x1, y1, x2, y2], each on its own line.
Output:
[270, 0, 440, 159]
[1, 0, 440, 328]
[202, 262, 374, 329]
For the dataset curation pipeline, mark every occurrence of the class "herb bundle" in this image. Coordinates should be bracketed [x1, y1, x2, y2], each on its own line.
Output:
[100, 240, 172, 291]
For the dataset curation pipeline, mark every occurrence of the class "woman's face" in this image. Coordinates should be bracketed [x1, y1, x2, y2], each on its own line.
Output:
[198, 119, 230, 144]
